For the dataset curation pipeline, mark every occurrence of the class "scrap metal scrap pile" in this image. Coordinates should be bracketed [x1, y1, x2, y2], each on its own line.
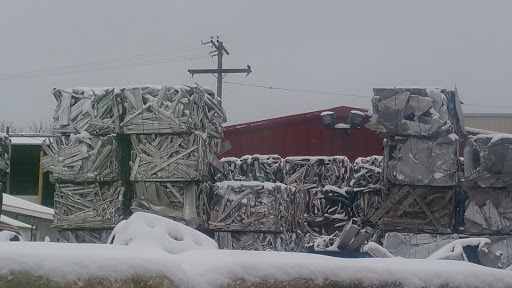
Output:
[44, 85, 225, 243]
[367, 87, 464, 234]
[462, 134, 512, 235]
[282, 156, 376, 252]
[210, 181, 305, 252]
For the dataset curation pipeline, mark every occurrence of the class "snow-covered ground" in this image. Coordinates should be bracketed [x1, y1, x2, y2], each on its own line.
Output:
[1, 212, 512, 288]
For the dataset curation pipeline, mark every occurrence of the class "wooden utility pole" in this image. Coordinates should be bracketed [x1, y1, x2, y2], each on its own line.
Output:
[188, 37, 252, 100]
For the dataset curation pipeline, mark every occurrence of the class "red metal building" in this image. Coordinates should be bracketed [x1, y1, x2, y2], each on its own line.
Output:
[221, 106, 384, 162]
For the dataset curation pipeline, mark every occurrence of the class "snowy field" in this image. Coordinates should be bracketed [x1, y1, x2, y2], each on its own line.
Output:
[1, 213, 512, 288]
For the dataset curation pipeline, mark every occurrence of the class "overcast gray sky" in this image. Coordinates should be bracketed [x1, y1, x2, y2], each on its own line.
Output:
[1, 0, 511, 126]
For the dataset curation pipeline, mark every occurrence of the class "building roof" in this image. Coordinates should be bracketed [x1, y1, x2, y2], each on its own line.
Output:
[2, 193, 54, 220]
[224, 106, 368, 134]
[10, 136, 48, 145]
[0, 215, 32, 229]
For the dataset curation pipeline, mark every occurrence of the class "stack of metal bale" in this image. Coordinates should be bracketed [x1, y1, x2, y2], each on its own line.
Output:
[120, 85, 224, 229]
[210, 181, 305, 252]
[461, 134, 512, 235]
[366, 87, 465, 234]
[44, 85, 225, 243]
[214, 155, 302, 251]
[43, 87, 124, 243]
[283, 156, 372, 252]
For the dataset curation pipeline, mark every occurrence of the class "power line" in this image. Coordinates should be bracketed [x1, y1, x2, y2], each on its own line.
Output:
[224, 81, 512, 109]
[0, 44, 206, 80]
[0, 54, 209, 81]
[224, 81, 372, 99]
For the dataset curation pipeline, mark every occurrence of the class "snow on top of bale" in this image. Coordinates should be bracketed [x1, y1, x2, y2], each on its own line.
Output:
[284, 156, 349, 162]
[108, 212, 217, 254]
[239, 154, 281, 161]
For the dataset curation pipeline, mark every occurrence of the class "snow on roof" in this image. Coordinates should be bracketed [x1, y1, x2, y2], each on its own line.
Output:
[320, 111, 334, 116]
[0, 215, 32, 229]
[284, 156, 349, 162]
[10, 137, 48, 145]
[0, 242, 511, 287]
[350, 110, 365, 116]
[2, 193, 54, 219]
[465, 127, 498, 135]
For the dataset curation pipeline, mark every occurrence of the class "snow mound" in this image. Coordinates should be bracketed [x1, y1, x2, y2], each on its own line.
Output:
[428, 238, 490, 261]
[107, 212, 217, 254]
[0, 231, 24, 242]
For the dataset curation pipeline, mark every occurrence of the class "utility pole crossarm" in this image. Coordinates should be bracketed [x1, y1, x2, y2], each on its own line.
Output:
[188, 67, 252, 76]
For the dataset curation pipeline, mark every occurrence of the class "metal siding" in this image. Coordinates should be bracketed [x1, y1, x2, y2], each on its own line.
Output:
[464, 116, 512, 134]
[221, 106, 383, 161]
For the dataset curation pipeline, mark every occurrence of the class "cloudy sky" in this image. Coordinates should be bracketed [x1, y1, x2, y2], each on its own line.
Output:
[0, 0, 511, 127]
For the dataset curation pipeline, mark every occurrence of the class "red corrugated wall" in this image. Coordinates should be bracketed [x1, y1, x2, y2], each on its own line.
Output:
[221, 106, 384, 162]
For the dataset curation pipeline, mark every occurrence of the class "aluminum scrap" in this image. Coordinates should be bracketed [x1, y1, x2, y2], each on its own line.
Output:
[366, 87, 464, 137]
[463, 187, 512, 234]
[209, 181, 298, 233]
[283, 156, 351, 188]
[218, 155, 284, 183]
[463, 134, 512, 187]
[384, 134, 459, 186]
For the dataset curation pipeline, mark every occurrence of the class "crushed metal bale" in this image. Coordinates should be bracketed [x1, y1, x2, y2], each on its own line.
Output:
[384, 134, 459, 186]
[366, 87, 464, 137]
[463, 134, 512, 187]
[41, 133, 118, 183]
[209, 181, 299, 233]
[132, 181, 212, 228]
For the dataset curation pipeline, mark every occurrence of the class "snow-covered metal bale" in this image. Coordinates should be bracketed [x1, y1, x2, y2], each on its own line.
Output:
[463, 134, 512, 187]
[350, 156, 383, 188]
[283, 156, 351, 188]
[120, 85, 225, 137]
[132, 181, 212, 228]
[52, 85, 226, 137]
[209, 181, 297, 233]
[53, 182, 124, 229]
[384, 134, 459, 186]
[463, 187, 512, 235]
[218, 155, 283, 183]
[366, 87, 464, 137]
[52, 87, 121, 135]
[129, 133, 220, 182]
[215, 231, 305, 252]
[370, 185, 454, 234]
[41, 133, 118, 183]
[238, 154, 283, 183]
[218, 157, 243, 181]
